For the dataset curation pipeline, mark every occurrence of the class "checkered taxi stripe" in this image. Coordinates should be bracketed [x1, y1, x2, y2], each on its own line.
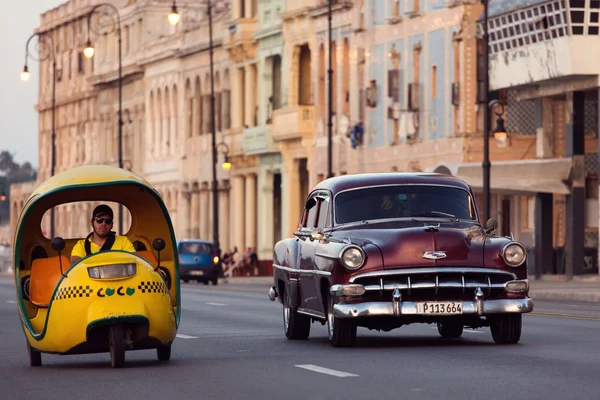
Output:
[138, 281, 168, 294]
[54, 285, 94, 300]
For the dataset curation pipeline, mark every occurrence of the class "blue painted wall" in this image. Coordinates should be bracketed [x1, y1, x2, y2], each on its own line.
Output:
[368, 43, 385, 147]
[427, 0, 447, 13]
[448, 25, 460, 136]
[386, 39, 405, 144]
[367, 0, 386, 27]
[427, 28, 446, 140]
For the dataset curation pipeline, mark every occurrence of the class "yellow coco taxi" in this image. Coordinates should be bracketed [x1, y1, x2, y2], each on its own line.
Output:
[12, 165, 181, 368]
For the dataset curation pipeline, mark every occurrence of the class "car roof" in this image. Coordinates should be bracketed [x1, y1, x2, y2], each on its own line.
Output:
[177, 239, 214, 245]
[312, 172, 472, 196]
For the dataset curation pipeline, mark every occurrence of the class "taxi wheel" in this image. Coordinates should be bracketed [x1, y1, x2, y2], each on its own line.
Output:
[157, 345, 171, 361]
[282, 289, 310, 340]
[27, 343, 42, 367]
[109, 325, 126, 368]
[327, 296, 357, 347]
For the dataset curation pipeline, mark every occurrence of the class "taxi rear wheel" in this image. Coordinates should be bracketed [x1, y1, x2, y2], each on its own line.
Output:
[27, 343, 41, 367]
[157, 345, 171, 361]
[490, 314, 522, 344]
[109, 325, 125, 368]
[437, 321, 464, 338]
[282, 288, 310, 340]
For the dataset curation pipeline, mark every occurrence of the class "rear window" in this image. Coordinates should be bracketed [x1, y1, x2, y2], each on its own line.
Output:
[179, 242, 213, 255]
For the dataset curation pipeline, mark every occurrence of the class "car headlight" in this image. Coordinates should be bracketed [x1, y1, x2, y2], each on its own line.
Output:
[501, 243, 527, 267]
[88, 263, 137, 279]
[339, 246, 366, 270]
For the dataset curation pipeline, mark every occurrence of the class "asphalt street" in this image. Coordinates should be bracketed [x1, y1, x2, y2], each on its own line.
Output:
[0, 277, 599, 400]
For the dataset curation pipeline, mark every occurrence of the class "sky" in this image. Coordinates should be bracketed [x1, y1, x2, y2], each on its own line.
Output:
[0, 0, 66, 169]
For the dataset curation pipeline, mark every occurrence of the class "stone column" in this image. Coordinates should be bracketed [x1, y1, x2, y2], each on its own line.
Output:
[244, 65, 254, 127]
[154, 93, 161, 158]
[565, 91, 585, 278]
[233, 175, 246, 251]
[178, 188, 191, 238]
[219, 182, 230, 251]
[282, 157, 301, 237]
[257, 169, 274, 260]
[232, 68, 243, 129]
[200, 185, 209, 239]
[244, 0, 252, 18]
[191, 187, 200, 238]
[245, 173, 257, 247]
[162, 92, 169, 156]
[170, 89, 177, 156]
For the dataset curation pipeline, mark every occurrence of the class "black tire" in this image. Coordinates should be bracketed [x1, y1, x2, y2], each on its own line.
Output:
[157, 345, 171, 361]
[490, 314, 522, 344]
[183, 279, 189, 283]
[327, 296, 357, 347]
[211, 277, 218, 285]
[27, 342, 42, 367]
[109, 325, 126, 368]
[437, 321, 464, 338]
[282, 288, 310, 340]
[202, 280, 209, 285]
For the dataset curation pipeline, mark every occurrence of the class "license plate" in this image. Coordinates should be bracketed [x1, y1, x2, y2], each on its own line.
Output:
[416, 302, 463, 315]
[190, 271, 204, 276]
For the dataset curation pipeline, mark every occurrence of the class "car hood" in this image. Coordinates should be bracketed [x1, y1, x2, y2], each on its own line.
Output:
[333, 220, 486, 268]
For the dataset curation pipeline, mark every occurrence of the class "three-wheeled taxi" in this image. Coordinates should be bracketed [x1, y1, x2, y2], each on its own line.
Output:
[12, 165, 181, 368]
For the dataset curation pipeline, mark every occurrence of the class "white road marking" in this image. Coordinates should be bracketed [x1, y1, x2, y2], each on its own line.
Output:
[206, 302, 227, 306]
[176, 334, 198, 339]
[5, 300, 16, 304]
[295, 364, 359, 378]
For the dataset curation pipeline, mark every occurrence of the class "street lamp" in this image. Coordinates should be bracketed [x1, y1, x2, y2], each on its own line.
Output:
[327, 0, 333, 179]
[22, 31, 57, 238]
[84, 2, 125, 235]
[489, 100, 507, 144]
[170, 0, 230, 255]
[481, 0, 491, 223]
[168, 0, 180, 26]
[217, 142, 232, 172]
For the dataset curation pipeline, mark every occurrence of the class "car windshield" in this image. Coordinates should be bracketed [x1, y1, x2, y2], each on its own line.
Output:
[179, 242, 213, 255]
[334, 185, 476, 224]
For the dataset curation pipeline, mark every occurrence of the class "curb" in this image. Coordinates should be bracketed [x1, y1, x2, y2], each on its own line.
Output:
[530, 290, 600, 303]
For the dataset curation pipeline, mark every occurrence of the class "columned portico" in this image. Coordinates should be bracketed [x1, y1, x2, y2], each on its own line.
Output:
[244, 173, 257, 247]
[190, 183, 200, 238]
[233, 174, 246, 251]
[200, 183, 209, 239]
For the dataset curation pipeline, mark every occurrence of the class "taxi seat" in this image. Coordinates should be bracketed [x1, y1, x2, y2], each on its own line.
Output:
[29, 256, 69, 307]
[136, 250, 158, 267]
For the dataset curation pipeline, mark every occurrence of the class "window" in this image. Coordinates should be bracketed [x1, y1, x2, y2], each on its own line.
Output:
[334, 185, 476, 224]
[302, 197, 319, 228]
[316, 197, 330, 228]
[179, 242, 214, 255]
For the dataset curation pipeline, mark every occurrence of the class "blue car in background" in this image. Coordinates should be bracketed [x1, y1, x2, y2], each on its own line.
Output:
[177, 239, 220, 285]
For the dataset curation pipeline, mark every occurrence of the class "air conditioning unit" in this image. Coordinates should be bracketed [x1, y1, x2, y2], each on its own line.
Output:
[408, 82, 420, 111]
[452, 82, 460, 106]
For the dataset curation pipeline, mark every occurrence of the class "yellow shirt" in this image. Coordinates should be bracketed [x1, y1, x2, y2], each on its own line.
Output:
[71, 235, 136, 259]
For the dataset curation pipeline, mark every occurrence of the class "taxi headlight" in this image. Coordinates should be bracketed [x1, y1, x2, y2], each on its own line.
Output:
[339, 246, 366, 270]
[501, 243, 527, 267]
[88, 263, 136, 279]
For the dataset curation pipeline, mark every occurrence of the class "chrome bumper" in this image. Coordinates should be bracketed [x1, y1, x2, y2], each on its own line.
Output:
[333, 297, 533, 318]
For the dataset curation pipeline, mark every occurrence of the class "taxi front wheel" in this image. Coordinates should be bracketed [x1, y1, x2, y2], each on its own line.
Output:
[109, 325, 125, 368]
[27, 342, 41, 367]
[157, 345, 171, 361]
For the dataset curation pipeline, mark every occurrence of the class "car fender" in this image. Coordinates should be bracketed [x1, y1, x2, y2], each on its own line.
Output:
[273, 238, 301, 307]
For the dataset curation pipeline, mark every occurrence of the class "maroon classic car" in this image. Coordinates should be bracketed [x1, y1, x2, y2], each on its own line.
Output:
[268, 173, 533, 347]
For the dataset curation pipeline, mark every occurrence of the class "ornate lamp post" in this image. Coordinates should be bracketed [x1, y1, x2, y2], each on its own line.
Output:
[327, 0, 333, 179]
[83, 3, 125, 234]
[169, 0, 230, 254]
[22, 31, 57, 238]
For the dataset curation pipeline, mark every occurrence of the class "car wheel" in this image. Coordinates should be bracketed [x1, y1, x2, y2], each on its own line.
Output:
[490, 314, 522, 344]
[282, 288, 310, 340]
[327, 296, 357, 347]
[27, 342, 42, 367]
[437, 321, 463, 338]
[202, 280, 209, 285]
[183, 279, 189, 283]
[157, 345, 171, 361]
[211, 277, 218, 285]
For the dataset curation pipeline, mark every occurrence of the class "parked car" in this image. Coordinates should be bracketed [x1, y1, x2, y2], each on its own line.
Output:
[268, 173, 533, 347]
[178, 239, 219, 285]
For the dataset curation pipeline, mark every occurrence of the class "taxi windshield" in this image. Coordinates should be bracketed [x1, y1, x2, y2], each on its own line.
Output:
[179, 242, 213, 255]
[334, 185, 476, 224]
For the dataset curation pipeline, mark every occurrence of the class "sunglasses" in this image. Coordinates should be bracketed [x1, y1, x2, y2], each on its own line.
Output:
[95, 218, 113, 225]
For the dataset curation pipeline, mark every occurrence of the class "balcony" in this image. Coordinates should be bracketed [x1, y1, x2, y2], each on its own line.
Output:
[225, 18, 257, 50]
[486, 0, 600, 91]
[272, 105, 315, 141]
[242, 124, 279, 155]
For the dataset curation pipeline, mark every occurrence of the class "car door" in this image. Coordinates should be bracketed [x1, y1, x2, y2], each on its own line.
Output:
[298, 194, 321, 311]
[313, 193, 335, 315]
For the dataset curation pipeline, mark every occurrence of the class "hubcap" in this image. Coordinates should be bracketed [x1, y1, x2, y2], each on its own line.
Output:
[327, 299, 335, 340]
[283, 303, 290, 332]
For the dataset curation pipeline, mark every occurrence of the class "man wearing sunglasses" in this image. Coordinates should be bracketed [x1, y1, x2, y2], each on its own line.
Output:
[70, 204, 136, 265]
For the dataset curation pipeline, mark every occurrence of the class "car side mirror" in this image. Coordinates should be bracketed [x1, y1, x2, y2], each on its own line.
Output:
[51, 237, 66, 253]
[311, 228, 325, 241]
[485, 218, 498, 234]
[152, 238, 166, 271]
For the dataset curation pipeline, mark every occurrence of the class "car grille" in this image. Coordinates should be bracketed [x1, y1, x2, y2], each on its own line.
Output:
[349, 267, 517, 301]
